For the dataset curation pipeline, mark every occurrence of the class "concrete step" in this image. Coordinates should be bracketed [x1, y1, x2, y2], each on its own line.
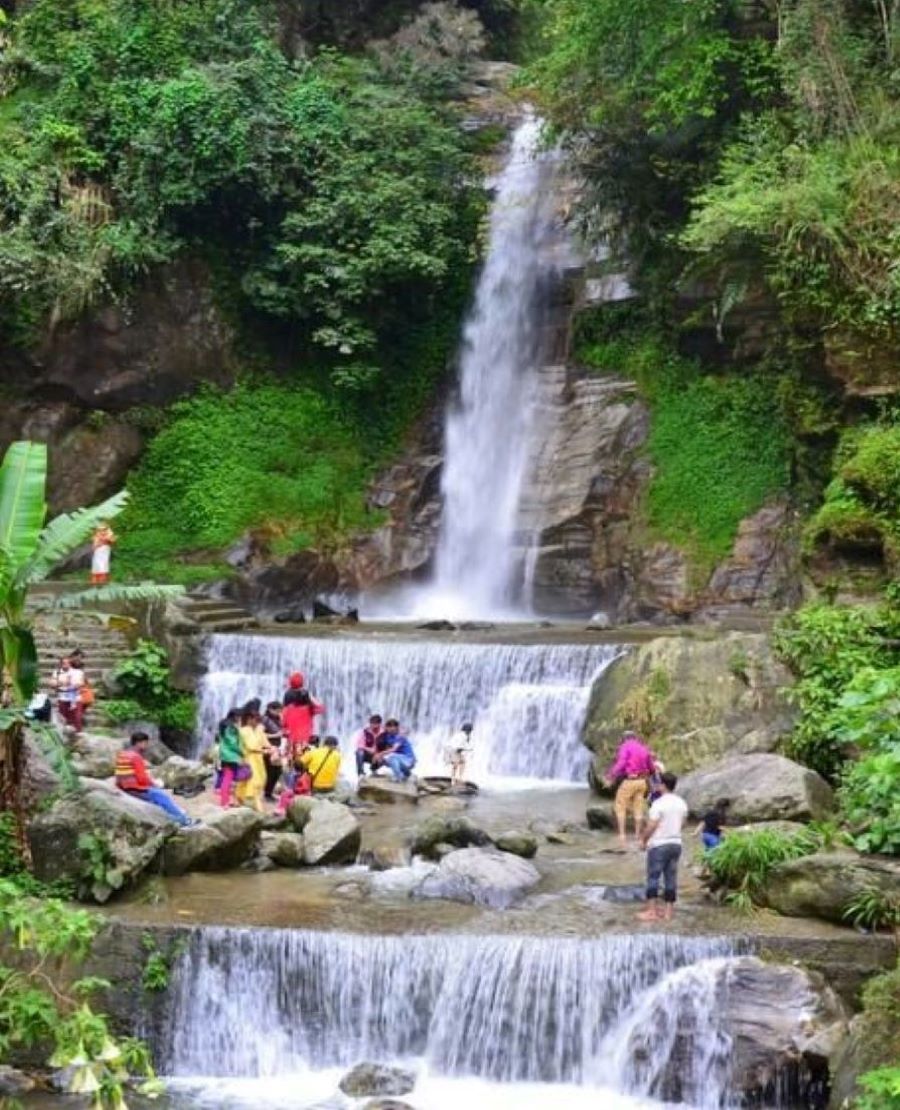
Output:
[195, 616, 258, 633]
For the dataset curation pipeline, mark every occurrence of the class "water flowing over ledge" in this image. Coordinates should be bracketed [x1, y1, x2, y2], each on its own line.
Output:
[198, 633, 619, 783]
[160, 928, 736, 1106]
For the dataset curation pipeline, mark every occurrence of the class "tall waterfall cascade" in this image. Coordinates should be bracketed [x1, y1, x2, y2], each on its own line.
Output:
[160, 929, 737, 1108]
[390, 113, 577, 620]
[198, 632, 618, 784]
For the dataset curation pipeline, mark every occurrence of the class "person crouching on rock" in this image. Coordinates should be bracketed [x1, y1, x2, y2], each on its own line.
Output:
[695, 798, 729, 851]
[604, 731, 656, 849]
[354, 714, 383, 779]
[300, 736, 342, 795]
[637, 772, 689, 924]
[115, 732, 197, 826]
[374, 719, 417, 783]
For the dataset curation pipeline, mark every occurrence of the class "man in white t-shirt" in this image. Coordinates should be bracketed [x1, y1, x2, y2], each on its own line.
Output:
[637, 771, 689, 923]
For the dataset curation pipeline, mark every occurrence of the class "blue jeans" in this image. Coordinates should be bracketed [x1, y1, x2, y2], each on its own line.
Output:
[702, 831, 722, 851]
[646, 842, 682, 904]
[384, 754, 415, 782]
[133, 787, 192, 826]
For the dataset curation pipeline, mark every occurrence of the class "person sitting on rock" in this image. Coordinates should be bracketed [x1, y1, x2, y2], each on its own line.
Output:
[354, 714, 384, 778]
[115, 732, 197, 826]
[300, 735, 342, 794]
[604, 730, 656, 848]
[374, 719, 417, 783]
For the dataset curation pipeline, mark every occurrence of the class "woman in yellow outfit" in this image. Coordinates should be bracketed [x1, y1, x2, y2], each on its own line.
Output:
[236, 708, 268, 812]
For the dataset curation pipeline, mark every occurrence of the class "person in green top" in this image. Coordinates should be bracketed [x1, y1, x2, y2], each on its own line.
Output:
[217, 708, 243, 808]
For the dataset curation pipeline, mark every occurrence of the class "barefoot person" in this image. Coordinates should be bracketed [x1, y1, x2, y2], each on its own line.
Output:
[637, 772, 689, 923]
[604, 731, 655, 847]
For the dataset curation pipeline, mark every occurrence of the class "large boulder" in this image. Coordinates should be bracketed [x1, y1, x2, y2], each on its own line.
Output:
[260, 830, 306, 868]
[161, 806, 264, 876]
[722, 959, 848, 1101]
[28, 782, 176, 902]
[357, 778, 419, 805]
[583, 633, 795, 784]
[70, 734, 122, 779]
[409, 815, 492, 860]
[338, 1063, 416, 1098]
[288, 798, 360, 866]
[156, 755, 212, 792]
[678, 754, 833, 822]
[415, 847, 540, 908]
[762, 852, 900, 924]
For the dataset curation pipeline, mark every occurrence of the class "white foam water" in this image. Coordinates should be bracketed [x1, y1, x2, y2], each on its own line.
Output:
[197, 633, 619, 784]
[159, 929, 736, 1109]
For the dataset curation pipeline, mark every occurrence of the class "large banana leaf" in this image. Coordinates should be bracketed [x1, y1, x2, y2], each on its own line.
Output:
[20, 488, 129, 587]
[0, 442, 47, 569]
[0, 624, 38, 702]
[47, 583, 186, 610]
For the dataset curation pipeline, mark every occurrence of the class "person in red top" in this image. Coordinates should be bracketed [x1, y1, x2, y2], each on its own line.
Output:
[282, 672, 325, 755]
[115, 732, 196, 826]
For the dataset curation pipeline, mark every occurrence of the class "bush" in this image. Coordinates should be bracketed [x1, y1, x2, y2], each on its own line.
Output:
[106, 640, 196, 733]
[840, 747, 900, 855]
[116, 382, 377, 577]
[703, 824, 821, 908]
[774, 602, 900, 778]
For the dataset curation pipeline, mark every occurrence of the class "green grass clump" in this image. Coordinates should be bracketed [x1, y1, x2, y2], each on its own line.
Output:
[704, 824, 821, 907]
[577, 320, 791, 574]
[116, 381, 379, 579]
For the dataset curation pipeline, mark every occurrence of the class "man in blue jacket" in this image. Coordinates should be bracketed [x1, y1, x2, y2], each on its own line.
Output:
[375, 718, 417, 782]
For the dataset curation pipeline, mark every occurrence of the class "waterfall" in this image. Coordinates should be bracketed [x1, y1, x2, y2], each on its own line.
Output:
[404, 114, 571, 620]
[197, 633, 618, 784]
[160, 928, 736, 1107]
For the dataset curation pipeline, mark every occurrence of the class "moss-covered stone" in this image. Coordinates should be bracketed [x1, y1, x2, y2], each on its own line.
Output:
[583, 631, 794, 786]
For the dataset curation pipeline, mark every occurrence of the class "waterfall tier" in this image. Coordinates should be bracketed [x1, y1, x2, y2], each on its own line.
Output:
[198, 633, 617, 784]
[162, 928, 735, 1106]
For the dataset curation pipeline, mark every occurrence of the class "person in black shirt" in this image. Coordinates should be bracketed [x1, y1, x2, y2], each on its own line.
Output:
[695, 798, 730, 850]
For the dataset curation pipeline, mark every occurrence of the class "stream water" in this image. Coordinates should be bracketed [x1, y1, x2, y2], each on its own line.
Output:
[198, 631, 617, 783]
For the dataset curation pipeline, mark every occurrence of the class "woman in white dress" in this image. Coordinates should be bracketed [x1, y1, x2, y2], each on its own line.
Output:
[91, 521, 117, 584]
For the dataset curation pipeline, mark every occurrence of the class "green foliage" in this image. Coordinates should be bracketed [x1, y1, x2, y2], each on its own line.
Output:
[578, 321, 790, 572]
[844, 886, 900, 935]
[0, 0, 479, 381]
[116, 382, 379, 577]
[703, 824, 821, 907]
[0, 878, 160, 1106]
[807, 422, 900, 566]
[774, 602, 900, 778]
[140, 932, 187, 994]
[107, 640, 195, 733]
[0, 812, 73, 898]
[857, 1067, 900, 1110]
[840, 746, 900, 856]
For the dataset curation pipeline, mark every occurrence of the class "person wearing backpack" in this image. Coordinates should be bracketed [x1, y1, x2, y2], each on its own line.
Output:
[282, 672, 325, 755]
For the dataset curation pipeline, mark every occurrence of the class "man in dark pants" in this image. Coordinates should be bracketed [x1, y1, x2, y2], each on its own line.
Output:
[637, 771, 689, 923]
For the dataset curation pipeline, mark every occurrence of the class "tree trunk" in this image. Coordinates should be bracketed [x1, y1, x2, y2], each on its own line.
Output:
[0, 721, 31, 865]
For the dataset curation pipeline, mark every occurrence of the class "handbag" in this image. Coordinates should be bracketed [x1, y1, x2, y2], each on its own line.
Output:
[235, 763, 252, 783]
[79, 682, 95, 707]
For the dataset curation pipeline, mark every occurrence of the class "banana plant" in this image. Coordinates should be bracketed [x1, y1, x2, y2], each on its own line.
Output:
[0, 440, 184, 856]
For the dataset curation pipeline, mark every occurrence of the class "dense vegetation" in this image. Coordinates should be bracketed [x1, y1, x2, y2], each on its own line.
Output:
[0, 0, 489, 574]
[529, 0, 900, 583]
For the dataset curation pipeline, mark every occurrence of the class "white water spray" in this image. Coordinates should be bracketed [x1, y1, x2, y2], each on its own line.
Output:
[161, 929, 735, 1103]
[197, 633, 618, 784]
[408, 115, 569, 619]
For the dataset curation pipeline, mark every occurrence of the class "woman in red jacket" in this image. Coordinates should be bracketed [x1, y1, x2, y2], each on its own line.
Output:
[282, 672, 325, 756]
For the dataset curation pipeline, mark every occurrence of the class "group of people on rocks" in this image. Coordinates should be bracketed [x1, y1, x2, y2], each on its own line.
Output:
[605, 730, 728, 923]
[209, 672, 440, 813]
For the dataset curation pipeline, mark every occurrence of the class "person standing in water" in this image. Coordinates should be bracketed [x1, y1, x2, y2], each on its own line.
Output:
[637, 772, 689, 924]
[604, 731, 656, 848]
[445, 722, 474, 787]
[90, 521, 117, 585]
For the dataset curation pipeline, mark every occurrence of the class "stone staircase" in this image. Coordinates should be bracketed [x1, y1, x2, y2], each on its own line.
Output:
[176, 595, 258, 633]
[33, 610, 134, 696]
